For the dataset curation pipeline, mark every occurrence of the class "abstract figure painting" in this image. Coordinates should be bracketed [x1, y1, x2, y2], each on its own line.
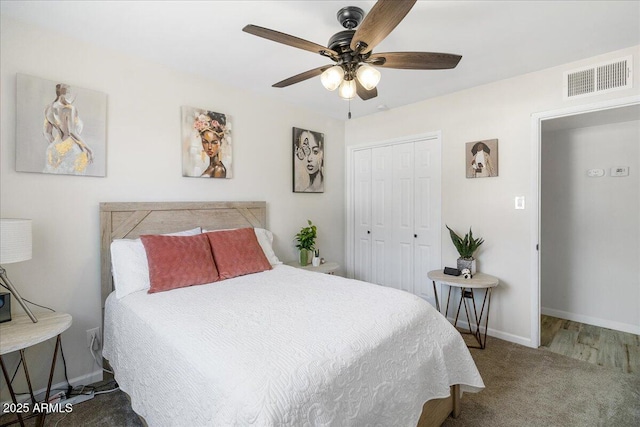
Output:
[466, 139, 498, 178]
[16, 74, 107, 177]
[293, 127, 324, 193]
[181, 106, 232, 178]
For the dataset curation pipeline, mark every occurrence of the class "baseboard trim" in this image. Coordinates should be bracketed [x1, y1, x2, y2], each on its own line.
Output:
[541, 307, 640, 335]
[1, 369, 103, 406]
[446, 317, 534, 348]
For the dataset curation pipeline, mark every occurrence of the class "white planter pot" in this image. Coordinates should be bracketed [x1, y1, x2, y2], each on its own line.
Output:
[457, 258, 477, 274]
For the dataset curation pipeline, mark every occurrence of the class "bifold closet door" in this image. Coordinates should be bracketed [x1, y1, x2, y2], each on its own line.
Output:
[413, 139, 442, 301]
[391, 142, 415, 293]
[353, 146, 393, 286]
[352, 137, 441, 302]
[353, 149, 372, 283]
[371, 146, 393, 286]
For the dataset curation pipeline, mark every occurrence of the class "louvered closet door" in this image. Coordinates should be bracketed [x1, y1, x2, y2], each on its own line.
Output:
[353, 149, 372, 282]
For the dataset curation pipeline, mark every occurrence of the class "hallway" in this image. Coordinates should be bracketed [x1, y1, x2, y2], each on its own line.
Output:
[541, 315, 640, 374]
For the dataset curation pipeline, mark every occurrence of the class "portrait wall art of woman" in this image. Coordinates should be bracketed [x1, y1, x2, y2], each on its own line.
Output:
[181, 106, 232, 178]
[15, 74, 107, 177]
[466, 139, 498, 178]
[293, 127, 324, 193]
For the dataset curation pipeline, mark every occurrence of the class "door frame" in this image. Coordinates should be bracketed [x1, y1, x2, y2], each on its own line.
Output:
[345, 131, 442, 280]
[529, 95, 640, 347]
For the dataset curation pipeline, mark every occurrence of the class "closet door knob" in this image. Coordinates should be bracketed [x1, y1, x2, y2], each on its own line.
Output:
[414, 234, 417, 238]
[367, 230, 371, 234]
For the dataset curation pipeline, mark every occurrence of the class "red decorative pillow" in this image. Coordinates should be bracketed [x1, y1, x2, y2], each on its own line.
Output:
[140, 233, 219, 293]
[205, 228, 272, 279]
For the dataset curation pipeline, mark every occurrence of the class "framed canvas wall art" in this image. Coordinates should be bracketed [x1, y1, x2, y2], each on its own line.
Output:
[466, 139, 498, 178]
[16, 74, 107, 177]
[181, 106, 232, 178]
[293, 127, 324, 193]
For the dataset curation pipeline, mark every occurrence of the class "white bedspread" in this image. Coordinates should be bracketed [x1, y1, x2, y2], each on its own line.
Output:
[103, 265, 483, 426]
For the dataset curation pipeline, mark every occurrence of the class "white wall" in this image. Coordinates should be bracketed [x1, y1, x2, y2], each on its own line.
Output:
[0, 15, 344, 398]
[541, 120, 639, 333]
[345, 45, 640, 346]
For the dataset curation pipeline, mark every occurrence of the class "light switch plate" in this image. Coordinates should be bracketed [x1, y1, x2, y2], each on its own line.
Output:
[515, 196, 525, 209]
[610, 166, 629, 177]
[587, 168, 605, 177]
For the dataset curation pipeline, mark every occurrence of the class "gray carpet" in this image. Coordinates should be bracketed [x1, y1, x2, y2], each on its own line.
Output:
[4, 336, 639, 426]
[443, 336, 640, 427]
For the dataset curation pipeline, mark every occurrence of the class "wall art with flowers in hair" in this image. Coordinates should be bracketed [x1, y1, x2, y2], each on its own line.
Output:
[16, 74, 107, 177]
[293, 127, 324, 193]
[181, 106, 232, 178]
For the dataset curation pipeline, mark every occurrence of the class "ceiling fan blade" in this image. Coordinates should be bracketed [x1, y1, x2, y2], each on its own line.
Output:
[350, 0, 417, 54]
[243, 25, 338, 59]
[273, 65, 333, 88]
[356, 80, 378, 101]
[369, 52, 462, 69]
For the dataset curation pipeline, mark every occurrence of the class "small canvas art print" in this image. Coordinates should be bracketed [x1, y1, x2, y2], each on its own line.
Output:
[466, 139, 498, 178]
[181, 106, 232, 178]
[293, 127, 324, 193]
[16, 74, 107, 177]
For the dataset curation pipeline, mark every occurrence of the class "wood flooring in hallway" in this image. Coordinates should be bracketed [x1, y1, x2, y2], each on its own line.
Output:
[540, 315, 640, 374]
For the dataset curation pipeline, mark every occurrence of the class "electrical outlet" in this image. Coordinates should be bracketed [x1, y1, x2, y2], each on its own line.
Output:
[86, 327, 101, 349]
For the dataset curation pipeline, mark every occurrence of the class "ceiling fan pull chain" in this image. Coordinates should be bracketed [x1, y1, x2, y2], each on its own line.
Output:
[348, 98, 352, 120]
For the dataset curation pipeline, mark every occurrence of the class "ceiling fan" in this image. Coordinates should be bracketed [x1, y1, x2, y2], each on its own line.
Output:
[242, 0, 461, 104]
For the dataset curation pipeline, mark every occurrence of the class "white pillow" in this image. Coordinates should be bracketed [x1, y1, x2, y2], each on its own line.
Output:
[202, 227, 282, 266]
[254, 228, 282, 266]
[110, 227, 201, 299]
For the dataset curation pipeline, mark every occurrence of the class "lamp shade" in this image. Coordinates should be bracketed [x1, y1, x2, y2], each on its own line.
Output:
[0, 219, 32, 264]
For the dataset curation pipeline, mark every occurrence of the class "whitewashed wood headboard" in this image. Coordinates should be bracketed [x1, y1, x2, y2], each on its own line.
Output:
[99, 201, 266, 308]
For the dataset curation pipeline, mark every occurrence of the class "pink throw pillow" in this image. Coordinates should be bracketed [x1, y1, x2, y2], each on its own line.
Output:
[140, 233, 219, 293]
[205, 228, 272, 279]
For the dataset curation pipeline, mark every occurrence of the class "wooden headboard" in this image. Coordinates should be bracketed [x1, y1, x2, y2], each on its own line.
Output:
[99, 201, 266, 307]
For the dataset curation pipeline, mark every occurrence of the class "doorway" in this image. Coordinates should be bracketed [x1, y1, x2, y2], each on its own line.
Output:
[531, 96, 640, 347]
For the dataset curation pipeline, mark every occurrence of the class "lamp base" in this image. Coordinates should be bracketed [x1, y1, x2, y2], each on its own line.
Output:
[0, 266, 37, 323]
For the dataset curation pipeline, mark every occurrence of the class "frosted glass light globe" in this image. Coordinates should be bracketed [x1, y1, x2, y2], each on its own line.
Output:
[338, 79, 356, 100]
[356, 64, 381, 90]
[320, 66, 345, 91]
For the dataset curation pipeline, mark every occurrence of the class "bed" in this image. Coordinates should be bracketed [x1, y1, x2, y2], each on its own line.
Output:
[100, 201, 484, 426]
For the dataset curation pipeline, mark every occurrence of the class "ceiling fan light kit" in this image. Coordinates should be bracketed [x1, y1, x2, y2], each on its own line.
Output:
[243, 0, 461, 113]
[320, 65, 345, 91]
[338, 79, 357, 100]
[355, 64, 381, 91]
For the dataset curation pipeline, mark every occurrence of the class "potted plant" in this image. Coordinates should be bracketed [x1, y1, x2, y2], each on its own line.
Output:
[294, 220, 317, 265]
[446, 225, 484, 274]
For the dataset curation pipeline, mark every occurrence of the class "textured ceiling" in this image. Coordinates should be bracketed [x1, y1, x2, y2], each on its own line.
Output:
[1, 1, 639, 120]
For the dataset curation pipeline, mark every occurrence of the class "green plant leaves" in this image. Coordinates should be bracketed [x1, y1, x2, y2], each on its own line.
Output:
[446, 224, 484, 259]
[295, 220, 317, 250]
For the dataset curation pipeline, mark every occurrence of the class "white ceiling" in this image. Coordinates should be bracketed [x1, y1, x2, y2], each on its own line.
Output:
[2, 1, 639, 120]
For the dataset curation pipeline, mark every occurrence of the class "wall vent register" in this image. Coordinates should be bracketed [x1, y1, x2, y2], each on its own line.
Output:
[564, 56, 632, 99]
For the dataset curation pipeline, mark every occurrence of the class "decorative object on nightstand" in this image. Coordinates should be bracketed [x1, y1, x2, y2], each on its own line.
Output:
[312, 249, 321, 267]
[0, 291, 11, 323]
[294, 220, 317, 266]
[0, 218, 37, 323]
[446, 224, 484, 274]
[285, 260, 339, 275]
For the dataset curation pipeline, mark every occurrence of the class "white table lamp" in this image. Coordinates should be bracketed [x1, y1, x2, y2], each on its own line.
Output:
[0, 219, 37, 323]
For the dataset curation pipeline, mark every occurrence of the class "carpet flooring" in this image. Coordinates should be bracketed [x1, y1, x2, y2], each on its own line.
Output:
[3, 336, 638, 426]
